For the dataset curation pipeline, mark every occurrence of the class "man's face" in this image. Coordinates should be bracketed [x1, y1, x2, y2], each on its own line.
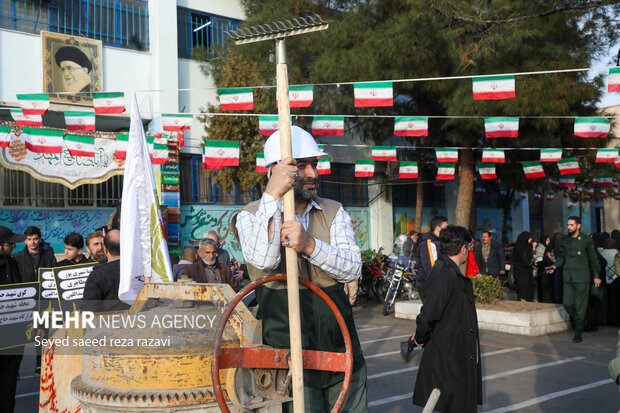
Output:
[86, 237, 106, 263]
[25, 235, 41, 252]
[199, 244, 217, 266]
[481, 233, 491, 246]
[294, 158, 319, 202]
[0, 242, 15, 258]
[567, 219, 580, 236]
[64, 245, 82, 261]
[59, 61, 91, 92]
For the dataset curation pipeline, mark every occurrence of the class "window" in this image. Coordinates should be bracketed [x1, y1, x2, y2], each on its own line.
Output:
[0, 166, 122, 207]
[318, 164, 368, 207]
[0, 0, 149, 51]
[177, 7, 240, 59]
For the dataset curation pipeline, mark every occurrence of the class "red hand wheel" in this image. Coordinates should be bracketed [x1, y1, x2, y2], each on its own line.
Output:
[211, 275, 354, 413]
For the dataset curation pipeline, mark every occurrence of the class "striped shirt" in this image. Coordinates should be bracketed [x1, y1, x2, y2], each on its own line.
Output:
[235, 193, 361, 283]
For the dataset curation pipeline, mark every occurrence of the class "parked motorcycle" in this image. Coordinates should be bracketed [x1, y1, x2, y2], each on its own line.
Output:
[382, 254, 418, 315]
[359, 247, 387, 301]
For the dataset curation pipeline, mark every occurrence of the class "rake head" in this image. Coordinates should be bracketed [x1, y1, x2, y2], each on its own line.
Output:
[225, 14, 328, 45]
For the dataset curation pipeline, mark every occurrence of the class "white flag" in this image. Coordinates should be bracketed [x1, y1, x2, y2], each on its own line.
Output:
[119, 93, 172, 304]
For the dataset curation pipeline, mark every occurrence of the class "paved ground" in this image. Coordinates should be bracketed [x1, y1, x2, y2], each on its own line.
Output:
[14, 300, 620, 412]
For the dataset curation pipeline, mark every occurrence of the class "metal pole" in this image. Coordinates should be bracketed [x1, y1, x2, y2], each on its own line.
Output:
[275, 37, 305, 412]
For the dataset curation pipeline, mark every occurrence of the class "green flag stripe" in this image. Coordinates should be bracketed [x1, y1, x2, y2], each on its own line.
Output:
[22, 127, 63, 137]
[319, 158, 330, 163]
[65, 111, 95, 117]
[437, 148, 458, 152]
[356, 160, 374, 165]
[395, 117, 428, 122]
[0, 126, 10, 133]
[373, 146, 396, 151]
[116, 133, 129, 141]
[485, 117, 519, 122]
[204, 140, 239, 148]
[522, 161, 541, 167]
[17, 93, 49, 100]
[354, 81, 393, 89]
[289, 85, 313, 91]
[574, 117, 610, 124]
[64, 135, 94, 144]
[473, 75, 515, 82]
[610, 68, 620, 74]
[400, 162, 418, 167]
[153, 143, 168, 150]
[162, 113, 193, 118]
[558, 158, 578, 163]
[479, 163, 495, 168]
[93, 92, 124, 98]
[217, 88, 253, 95]
[314, 116, 344, 121]
[438, 163, 455, 168]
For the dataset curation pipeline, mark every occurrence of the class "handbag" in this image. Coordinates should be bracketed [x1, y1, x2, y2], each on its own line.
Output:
[590, 284, 603, 300]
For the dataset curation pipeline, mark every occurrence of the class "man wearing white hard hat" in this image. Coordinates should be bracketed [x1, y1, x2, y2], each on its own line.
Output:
[234, 126, 368, 412]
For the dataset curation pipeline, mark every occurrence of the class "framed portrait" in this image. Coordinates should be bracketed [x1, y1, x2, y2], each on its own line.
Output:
[42, 31, 102, 104]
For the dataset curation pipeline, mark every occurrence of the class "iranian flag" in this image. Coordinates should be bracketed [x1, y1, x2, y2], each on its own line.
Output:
[574, 117, 610, 138]
[21, 128, 63, 154]
[149, 141, 169, 165]
[355, 160, 375, 177]
[64, 134, 95, 157]
[609, 68, 620, 92]
[0, 126, 11, 147]
[560, 177, 576, 188]
[317, 158, 331, 175]
[546, 193, 555, 201]
[436, 163, 456, 180]
[557, 158, 580, 175]
[534, 193, 542, 200]
[150, 133, 167, 145]
[218, 88, 254, 111]
[312, 116, 344, 136]
[93, 92, 126, 114]
[394, 116, 428, 137]
[354, 81, 393, 107]
[115, 133, 129, 160]
[162, 114, 193, 132]
[203, 141, 239, 169]
[596, 148, 618, 163]
[288, 85, 313, 107]
[520, 192, 528, 200]
[399, 162, 418, 179]
[596, 175, 613, 186]
[482, 148, 505, 163]
[548, 178, 560, 187]
[484, 117, 519, 138]
[478, 163, 497, 179]
[540, 148, 562, 162]
[64, 111, 96, 131]
[17, 93, 49, 115]
[372, 146, 397, 161]
[472, 75, 516, 100]
[10, 109, 42, 127]
[256, 153, 268, 173]
[586, 188, 595, 195]
[522, 161, 545, 178]
[259, 115, 280, 136]
[436, 148, 458, 163]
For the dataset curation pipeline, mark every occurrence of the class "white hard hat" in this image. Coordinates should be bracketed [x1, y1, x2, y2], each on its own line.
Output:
[263, 126, 327, 168]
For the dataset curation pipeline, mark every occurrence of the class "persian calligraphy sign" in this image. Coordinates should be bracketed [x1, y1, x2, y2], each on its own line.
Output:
[0, 281, 39, 351]
[49, 262, 95, 314]
[0, 132, 123, 189]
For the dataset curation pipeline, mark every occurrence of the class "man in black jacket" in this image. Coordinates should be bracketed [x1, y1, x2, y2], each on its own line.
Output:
[14, 226, 57, 283]
[57, 232, 88, 267]
[81, 230, 130, 313]
[414, 216, 448, 301]
[411, 225, 482, 413]
[0, 226, 25, 413]
[474, 231, 505, 279]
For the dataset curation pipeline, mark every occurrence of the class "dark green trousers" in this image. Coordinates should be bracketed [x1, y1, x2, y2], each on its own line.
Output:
[563, 280, 589, 335]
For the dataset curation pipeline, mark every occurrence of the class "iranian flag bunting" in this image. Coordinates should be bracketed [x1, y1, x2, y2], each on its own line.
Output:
[436, 148, 458, 163]
[472, 75, 516, 100]
[478, 163, 497, 179]
[312, 116, 344, 136]
[21, 127, 63, 154]
[560, 177, 575, 188]
[520, 192, 528, 200]
[64, 134, 95, 157]
[534, 192, 542, 200]
[546, 193, 555, 201]
[0, 126, 11, 148]
[203, 141, 239, 169]
[609, 68, 620, 92]
[93, 92, 126, 114]
[355, 160, 375, 177]
[586, 188, 595, 195]
[372, 146, 397, 161]
[574, 117, 610, 138]
[317, 158, 331, 175]
[10, 109, 42, 127]
[394, 117, 428, 137]
[596, 148, 618, 163]
[218, 88, 254, 111]
[596, 175, 613, 186]
[354, 81, 393, 107]
[436, 163, 456, 180]
[288, 85, 313, 107]
[256, 153, 268, 173]
[548, 178, 559, 187]
[398, 162, 418, 179]
[484, 117, 519, 138]
[482, 148, 505, 163]
[162, 114, 193, 132]
[258, 115, 290, 136]
[557, 158, 580, 175]
[17, 93, 49, 115]
[150, 143, 169, 165]
[115, 133, 129, 160]
[540, 148, 562, 162]
[64, 111, 96, 131]
[522, 161, 545, 178]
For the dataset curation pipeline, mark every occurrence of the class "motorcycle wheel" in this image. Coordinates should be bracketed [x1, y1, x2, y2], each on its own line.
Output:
[383, 289, 395, 316]
[371, 282, 383, 302]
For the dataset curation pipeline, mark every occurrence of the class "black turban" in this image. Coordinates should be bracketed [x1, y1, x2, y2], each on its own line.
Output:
[55, 46, 92, 73]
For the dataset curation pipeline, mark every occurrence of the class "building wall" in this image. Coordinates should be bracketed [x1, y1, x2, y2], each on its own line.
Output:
[368, 183, 393, 254]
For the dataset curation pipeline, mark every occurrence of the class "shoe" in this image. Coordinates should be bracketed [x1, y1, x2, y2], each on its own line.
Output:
[572, 336, 583, 343]
[34, 366, 41, 376]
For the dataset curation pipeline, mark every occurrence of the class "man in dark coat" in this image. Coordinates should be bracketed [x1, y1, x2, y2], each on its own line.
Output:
[474, 231, 505, 279]
[81, 230, 130, 313]
[182, 238, 239, 292]
[411, 225, 482, 413]
[414, 216, 448, 301]
[14, 226, 57, 283]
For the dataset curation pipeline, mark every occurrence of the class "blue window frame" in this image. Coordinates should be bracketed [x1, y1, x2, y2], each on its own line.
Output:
[0, 0, 149, 51]
[177, 7, 240, 59]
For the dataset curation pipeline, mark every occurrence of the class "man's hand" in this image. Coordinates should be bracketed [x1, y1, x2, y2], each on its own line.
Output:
[546, 265, 556, 274]
[500, 270, 505, 275]
[411, 333, 421, 347]
[265, 157, 298, 199]
[594, 277, 602, 287]
[281, 221, 316, 256]
[234, 270, 244, 282]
